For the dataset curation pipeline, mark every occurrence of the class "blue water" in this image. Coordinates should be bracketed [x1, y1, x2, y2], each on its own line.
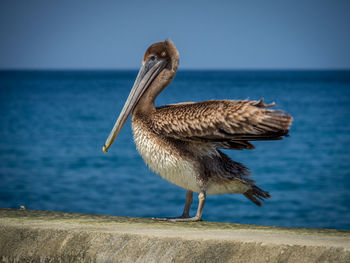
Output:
[1, 70, 350, 229]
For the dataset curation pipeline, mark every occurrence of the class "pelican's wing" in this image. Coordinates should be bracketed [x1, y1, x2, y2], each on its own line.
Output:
[153, 99, 292, 150]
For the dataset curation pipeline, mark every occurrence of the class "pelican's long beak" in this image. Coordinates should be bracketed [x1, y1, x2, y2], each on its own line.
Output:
[102, 57, 167, 153]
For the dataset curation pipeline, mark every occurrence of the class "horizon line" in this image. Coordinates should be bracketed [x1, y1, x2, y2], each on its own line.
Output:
[1, 67, 350, 72]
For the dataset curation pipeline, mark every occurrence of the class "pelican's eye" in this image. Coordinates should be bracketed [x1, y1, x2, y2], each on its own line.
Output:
[150, 55, 156, 61]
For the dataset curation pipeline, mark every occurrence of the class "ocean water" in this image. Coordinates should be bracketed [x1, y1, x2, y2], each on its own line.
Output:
[0, 70, 350, 229]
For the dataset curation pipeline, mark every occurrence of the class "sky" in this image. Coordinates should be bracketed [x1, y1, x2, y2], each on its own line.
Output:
[0, 0, 350, 70]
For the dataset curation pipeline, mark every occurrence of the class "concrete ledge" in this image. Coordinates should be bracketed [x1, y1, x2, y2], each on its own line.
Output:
[0, 208, 349, 262]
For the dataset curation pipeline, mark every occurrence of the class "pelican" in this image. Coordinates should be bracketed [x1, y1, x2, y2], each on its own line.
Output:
[103, 40, 292, 222]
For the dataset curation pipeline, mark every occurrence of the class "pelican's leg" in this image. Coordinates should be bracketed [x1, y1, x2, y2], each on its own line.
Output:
[153, 190, 193, 221]
[166, 191, 206, 222]
[153, 190, 206, 222]
[181, 190, 193, 218]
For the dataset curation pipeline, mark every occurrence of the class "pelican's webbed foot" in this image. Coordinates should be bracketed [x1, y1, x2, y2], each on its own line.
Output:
[166, 216, 202, 222]
[152, 214, 193, 221]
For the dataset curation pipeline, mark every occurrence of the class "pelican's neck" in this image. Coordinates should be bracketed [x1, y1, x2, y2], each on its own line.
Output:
[132, 69, 173, 115]
[134, 64, 178, 115]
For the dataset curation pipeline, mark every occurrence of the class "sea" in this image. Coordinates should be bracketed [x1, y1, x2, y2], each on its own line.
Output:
[0, 70, 350, 230]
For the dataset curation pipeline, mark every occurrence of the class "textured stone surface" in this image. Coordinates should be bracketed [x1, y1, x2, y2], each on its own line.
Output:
[0, 208, 349, 262]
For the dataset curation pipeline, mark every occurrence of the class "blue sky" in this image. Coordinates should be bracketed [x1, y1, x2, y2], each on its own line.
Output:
[1, 0, 349, 69]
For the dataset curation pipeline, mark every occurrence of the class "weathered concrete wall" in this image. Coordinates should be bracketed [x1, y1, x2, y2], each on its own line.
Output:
[0, 208, 349, 263]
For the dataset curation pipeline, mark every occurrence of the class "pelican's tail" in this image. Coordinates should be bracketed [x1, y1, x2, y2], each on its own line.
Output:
[244, 185, 271, 206]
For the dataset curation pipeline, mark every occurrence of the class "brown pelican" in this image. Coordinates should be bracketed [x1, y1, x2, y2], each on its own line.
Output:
[103, 40, 292, 222]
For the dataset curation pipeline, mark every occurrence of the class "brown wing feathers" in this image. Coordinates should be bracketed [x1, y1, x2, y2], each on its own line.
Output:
[153, 99, 292, 150]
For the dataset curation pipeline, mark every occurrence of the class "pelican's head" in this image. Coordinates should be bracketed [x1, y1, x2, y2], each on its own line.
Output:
[102, 40, 179, 153]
